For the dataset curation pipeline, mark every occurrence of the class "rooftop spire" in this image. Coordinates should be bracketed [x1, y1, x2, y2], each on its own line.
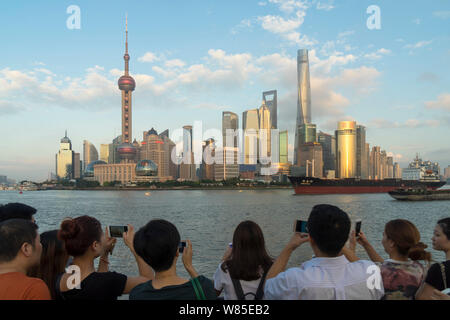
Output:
[124, 14, 130, 75]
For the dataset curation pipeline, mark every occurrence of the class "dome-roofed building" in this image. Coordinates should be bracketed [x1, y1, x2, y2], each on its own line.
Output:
[135, 160, 158, 176]
[84, 160, 107, 177]
[117, 142, 137, 162]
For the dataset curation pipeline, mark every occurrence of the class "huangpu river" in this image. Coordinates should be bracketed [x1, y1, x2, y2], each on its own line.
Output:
[1, 188, 448, 279]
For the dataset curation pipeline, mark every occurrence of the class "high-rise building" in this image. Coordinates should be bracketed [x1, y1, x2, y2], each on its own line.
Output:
[296, 123, 317, 165]
[222, 111, 239, 149]
[299, 142, 323, 178]
[380, 150, 387, 179]
[139, 128, 171, 178]
[74, 153, 81, 179]
[262, 90, 277, 129]
[83, 140, 99, 171]
[108, 136, 122, 164]
[279, 130, 288, 164]
[318, 131, 335, 175]
[116, 16, 137, 163]
[258, 103, 271, 162]
[201, 138, 215, 180]
[214, 147, 239, 181]
[443, 166, 450, 180]
[56, 131, 75, 180]
[365, 143, 370, 179]
[158, 129, 177, 179]
[242, 109, 259, 165]
[335, 121, 357, 178]
[370, 146, 381, 179]
[180, 125, 196, 180]
[356, 125, 368, 179]
[387, 156, 394, 179]
[294, 49, 312, 165]
[100, 144, 110, 163]
[394, 162, 402, 179]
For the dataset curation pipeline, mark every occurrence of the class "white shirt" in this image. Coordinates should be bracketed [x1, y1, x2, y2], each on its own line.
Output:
[214, 263, 263, 300]
[264, 255, 385, 300]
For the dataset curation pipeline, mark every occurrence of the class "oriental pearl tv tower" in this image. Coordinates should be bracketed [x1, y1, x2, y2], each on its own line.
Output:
[117, 15, 137, 163]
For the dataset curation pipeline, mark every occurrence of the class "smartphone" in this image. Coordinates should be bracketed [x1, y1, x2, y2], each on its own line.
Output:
[228, 242, 233, 248]
[442, 288, 450, 295]
[109, 225, 128, 238]
[355, 220, 362, 237]
[294, 220, 308, 233]
[179, 241, 186, 253]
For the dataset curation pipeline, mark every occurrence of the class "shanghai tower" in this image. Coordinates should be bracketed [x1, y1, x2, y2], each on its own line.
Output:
[294, 49, 312, 165]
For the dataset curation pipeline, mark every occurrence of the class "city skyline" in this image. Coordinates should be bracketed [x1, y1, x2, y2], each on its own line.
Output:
[1, 1, 449, 181]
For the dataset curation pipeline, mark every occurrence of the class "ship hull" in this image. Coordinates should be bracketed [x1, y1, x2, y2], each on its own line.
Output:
[288, 177, 446, 195]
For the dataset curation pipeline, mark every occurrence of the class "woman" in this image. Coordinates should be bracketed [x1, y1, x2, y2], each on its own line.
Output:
[56, 215, 154, 300]
[416, 218, 450, 300]
[28, 230, 70, 299]
[214, 221, 273, 300]
[344, 219, 431, 300]
[129, 219, 216, 300]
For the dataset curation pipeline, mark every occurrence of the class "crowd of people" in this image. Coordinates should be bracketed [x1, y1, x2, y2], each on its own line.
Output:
[0, 202, 449, 300]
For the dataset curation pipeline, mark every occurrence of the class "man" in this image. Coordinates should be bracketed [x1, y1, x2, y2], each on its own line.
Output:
[0, 219, 51, 300]
[264, 204, 384, 300]
[0, 203, 37, 224]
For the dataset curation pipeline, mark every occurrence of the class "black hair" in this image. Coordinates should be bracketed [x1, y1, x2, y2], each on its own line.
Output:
[0, 219, 39, 262]
[437, 218, 450, 240]
[0, 203, 37, 223]
[133, 219, 180, 272]
[307, 204, 351, 257]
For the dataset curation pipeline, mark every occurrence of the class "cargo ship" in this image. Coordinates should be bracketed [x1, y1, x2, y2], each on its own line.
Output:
[288, 176, 446, 195]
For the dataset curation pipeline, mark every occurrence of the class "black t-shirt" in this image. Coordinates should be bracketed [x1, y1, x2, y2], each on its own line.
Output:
[129, 275, 216, 300]
[58, 272, 127, 300]
[425, 261, 450, 291]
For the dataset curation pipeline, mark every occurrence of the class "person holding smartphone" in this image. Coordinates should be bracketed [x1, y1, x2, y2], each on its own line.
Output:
[264, 204, 384, 300]
[214, 221, 273, 300]
[344, 219, 431, 300]
[416, 218, 450, 300]
[129, 219, 216, 300]
[56, 216, 154, 300]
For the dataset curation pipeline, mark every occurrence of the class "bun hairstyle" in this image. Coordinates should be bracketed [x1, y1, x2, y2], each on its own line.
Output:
[385, 219, 431, 262]
[58, 216, 102, 257]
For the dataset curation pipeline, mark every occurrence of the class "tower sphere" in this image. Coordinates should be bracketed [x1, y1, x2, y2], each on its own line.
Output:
[118, 75, 136, 91]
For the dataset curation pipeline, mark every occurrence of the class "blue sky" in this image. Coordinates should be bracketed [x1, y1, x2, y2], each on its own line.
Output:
[0, 0, 449, 182]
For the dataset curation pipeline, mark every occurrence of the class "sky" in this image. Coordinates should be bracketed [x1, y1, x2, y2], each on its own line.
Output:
[0, 0, 449, 182]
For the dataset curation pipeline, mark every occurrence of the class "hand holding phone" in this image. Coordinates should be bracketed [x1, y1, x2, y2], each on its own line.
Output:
[294, 220, 308, 233]
[109, 225, 128, 238]
[355, 220, 362, 237]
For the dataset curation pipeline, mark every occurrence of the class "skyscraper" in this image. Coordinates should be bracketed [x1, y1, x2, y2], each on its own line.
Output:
[222, 111, 239, 149]
[117, 16, 137, 163]
[180, 125, 196, 180]
[242, 109, 259, 164]
[100, 144, 110, 163]
[294, 49, 312, 165]
[296, 123, 317, 165]
[56, 131, 74, 180]
[299, 142, 323, 178]
[83, 140, 99, 171]
[258, 102, 271, 162]
[318, 131, 335, 175]
[262, 90, 277, 129]
[335, 121, 357, 178]
[279, 130, 288, 164]
[356, 125, 367, 179]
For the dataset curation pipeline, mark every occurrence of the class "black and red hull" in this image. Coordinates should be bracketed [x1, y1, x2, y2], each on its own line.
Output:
[288, 177, 446, 195]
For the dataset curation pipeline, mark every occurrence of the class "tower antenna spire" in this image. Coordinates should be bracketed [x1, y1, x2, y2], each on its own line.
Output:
[125, 13, 128, 54]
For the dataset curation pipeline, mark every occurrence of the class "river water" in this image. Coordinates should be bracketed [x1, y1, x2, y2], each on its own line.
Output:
[1, 188, 448, 280]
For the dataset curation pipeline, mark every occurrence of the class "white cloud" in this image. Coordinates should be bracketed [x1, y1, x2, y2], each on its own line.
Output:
[258, 14, 304, 34]
[316, 1, 334, 11]
[138, 52, 160, 63]
[404, 40, 432, 49]
[164, 59, 186, 68]
[433, 11, 450, 19]
[337, 30, 355, 38]
[364, 48, 391, 60]
[425, 93, 450, 111]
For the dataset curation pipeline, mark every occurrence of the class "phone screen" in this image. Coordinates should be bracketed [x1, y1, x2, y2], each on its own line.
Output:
[355, 220, 362, 236]
[294, 220, 308, 233]
[179, 241, 186, 253]
[109, 226, 128, 238]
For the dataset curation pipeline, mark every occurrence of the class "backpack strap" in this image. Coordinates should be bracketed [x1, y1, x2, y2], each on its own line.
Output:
[254, 270, 268, 300]
[190, 277, 206, 300]
[230, 276, 246, 300]
[440, 263, 447, 289]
